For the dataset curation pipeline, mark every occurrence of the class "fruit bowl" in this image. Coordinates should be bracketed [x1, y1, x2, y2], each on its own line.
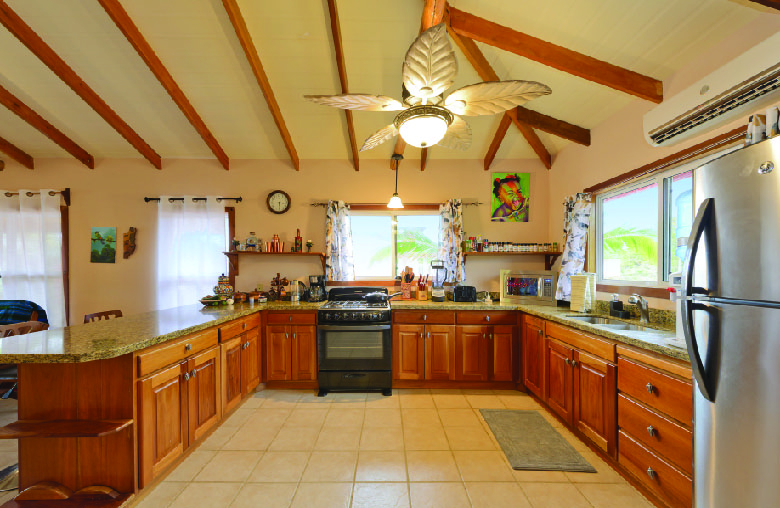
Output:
[199, 296, 225, 306]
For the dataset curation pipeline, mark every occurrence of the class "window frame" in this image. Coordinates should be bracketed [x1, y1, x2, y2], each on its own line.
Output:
[595, 146, 738, 288]
[350, 209, 440, 281]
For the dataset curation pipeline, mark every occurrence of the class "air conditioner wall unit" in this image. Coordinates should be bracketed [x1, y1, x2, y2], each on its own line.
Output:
[644, 32, 780, 147]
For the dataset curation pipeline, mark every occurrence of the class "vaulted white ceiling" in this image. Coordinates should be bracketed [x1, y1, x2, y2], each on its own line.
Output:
[0, 0, 766, 168]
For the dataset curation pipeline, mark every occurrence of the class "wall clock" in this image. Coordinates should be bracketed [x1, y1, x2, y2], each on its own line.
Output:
[267, 190, 291, 214]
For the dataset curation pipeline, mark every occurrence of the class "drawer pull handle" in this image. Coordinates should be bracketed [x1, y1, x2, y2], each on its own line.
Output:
[242, 323, 246, 329]
[647, 467, 656, 479]
[423, 314, 427, 321]
[286, 333, 289, 339]
[191, 369, 197, 378]
[489, 333, 493, 340]
[427, 332, 431, 340]
[183, 372, 190, 381]
[185, 344, 192, 352]
[242, 342, 248, 350]
[647, 425, 655, 437]
[572, 360, 578, 367]
[289, 316, 292, 322]
[486, 315, 490, 322]
[564, 358, 571, 365]
[646, 382, 655, 394]
[293, 333, 296, 340]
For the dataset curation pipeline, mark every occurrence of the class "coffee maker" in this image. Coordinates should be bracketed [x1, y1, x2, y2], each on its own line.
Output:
[308, 275, 326, 302]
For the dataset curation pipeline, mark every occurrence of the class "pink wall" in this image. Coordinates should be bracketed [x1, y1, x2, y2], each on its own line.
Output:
[2, 156, 551, 323]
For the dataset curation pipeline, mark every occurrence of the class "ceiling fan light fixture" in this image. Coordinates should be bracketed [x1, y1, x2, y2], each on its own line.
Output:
[394, 105, 453, 148]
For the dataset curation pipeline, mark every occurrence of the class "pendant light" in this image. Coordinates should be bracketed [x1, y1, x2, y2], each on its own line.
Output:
[387, 153, 404, 209]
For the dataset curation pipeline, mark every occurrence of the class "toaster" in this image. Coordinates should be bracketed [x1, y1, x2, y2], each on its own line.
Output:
[454, 285, 477, 302]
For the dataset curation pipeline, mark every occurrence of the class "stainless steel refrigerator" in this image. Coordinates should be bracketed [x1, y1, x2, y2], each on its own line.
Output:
[680, 135, 780, 508]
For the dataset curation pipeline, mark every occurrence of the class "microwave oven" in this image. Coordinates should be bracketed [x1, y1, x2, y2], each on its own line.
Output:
[500, 270, 557, 306]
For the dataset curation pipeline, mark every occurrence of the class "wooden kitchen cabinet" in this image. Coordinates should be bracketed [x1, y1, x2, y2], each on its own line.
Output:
[265, 312, 317, 381]
[544, 322, 617, 456]
[454, 325, 489, 381]
[138, 341, 221, 487]
[221, 336, 244, 412]
[491, 325, 515, 381]
[393, 311, 455, 381]
[521, 314, 545, 397]
[454, 312, 517, 382]
[220, 314, 262, 412]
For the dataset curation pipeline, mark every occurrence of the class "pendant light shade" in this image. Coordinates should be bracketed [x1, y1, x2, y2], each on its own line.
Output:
[388, 154, 404, 208]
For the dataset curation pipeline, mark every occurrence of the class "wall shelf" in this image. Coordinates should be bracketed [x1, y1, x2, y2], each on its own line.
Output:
[223, 251, 326, 278]
[463, 251, 563, 271]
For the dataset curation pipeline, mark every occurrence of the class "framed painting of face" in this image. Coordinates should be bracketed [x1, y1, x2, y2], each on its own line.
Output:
[491, 173, 530, 222]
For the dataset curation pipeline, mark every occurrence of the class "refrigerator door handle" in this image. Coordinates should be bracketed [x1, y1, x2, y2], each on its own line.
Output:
[682, 197, 717, 298]
[681, 298, 716, 402]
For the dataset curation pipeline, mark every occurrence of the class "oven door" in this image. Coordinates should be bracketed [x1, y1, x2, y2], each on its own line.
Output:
[318, 324, 392, 371]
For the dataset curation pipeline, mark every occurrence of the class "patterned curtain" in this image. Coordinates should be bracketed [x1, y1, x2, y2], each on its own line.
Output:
[325, 200, 355, 281]
[438, 199, 465, 282]
[555, 193, 592, 301]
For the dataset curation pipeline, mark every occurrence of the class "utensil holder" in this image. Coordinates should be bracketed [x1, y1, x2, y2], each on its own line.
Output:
[417, 286, 427, 300]
[401, 282, 412, 299]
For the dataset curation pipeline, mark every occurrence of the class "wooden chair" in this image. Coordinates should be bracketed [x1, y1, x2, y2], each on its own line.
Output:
[0, 320, 50, 399]
[84, 310, 123, 324]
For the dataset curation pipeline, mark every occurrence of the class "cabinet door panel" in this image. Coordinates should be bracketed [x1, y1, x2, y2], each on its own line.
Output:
[266, 325, 291, 381]
[546, 339, 573, 425]
[522, 321, 545, 397]
[393, 324, 424, 380]
[574, 350, 616, 456]
[291, 325, 317, 381]
[455, 325, 488, 381]
[188, 346, 221, 443]
[491, 325, 515, 381]
[222, 337, 243, 413]
[242, 330, 261, 393]
[425, 325, 455, 380]
[138, 362, 186, 487]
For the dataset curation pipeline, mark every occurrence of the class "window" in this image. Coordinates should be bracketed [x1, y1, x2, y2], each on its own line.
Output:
[596, 147, 736, 286]
[351, 212, 440, 280]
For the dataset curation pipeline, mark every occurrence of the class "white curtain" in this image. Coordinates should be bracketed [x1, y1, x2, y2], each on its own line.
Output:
[438, 198, 465, 282]
[556, 193, 592, 301]
[0, 190, 66, 327]
[325, 200, 354, 281]
[156, 196, 226, 309]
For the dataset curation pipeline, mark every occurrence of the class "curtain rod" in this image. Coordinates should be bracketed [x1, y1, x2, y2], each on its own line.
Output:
[309, 200, 482, 207]
[4, 188, 71, 206]
[144, 196, 242, 203]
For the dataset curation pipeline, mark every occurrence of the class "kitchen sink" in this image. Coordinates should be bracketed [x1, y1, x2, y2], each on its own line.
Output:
[565, 316, 619, 325]
[600, 323, 650, 331]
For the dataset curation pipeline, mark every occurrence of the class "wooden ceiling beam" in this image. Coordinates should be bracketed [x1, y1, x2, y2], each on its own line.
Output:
[0, 0, 161, 168]
[222, 0, 300, 170]
[0, 83, 94, 168]
[97, 0, 229, 170]
[0, 135, 34, 169]
[449, 7, 663, 103]
[484, 113, 512, 171]
[391, 138, 406, 170]
[748, 1, 780, 11]
[325, 0, 359, 171]
[513, 106, 590, 146]
[448, 28, 551, 169]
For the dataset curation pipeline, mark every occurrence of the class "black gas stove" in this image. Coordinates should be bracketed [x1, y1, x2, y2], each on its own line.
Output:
[317, 287, 392, 397]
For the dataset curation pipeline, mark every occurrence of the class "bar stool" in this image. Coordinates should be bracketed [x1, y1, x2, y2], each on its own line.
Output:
[83, 309, 123, 323]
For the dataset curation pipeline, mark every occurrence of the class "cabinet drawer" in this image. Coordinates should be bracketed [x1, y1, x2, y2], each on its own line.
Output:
[546, 321, 615, 362]
[456, 311, 516, 325]
[523, 314, 545, 331]
[138, 328, 218, 378]
[618, 394, 692, 475]
[618, 358, 693, 426]
[619, 430, 692, 508]
[218, 313, 260, 342]
[267, 312, 316, 325]
[393, 310, 455, 324]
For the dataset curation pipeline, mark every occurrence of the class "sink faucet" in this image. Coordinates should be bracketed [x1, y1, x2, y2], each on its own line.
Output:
[628, 294, 650, 324]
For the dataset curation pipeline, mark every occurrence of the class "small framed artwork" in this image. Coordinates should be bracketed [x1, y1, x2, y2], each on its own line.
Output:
[91, 227, 117, 263]
[491, 173, 530, 222]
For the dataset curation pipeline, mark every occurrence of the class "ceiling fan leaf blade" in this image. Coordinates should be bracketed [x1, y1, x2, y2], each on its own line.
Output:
[444, 80, 551, 116]
[402, 23, 457, 99]
[360, 124, 398, 152]
[304, 94, 405, 111]
[437, 116, 472, 150]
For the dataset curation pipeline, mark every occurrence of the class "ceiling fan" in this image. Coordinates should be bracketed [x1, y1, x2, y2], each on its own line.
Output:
[304, 23, 551, 152]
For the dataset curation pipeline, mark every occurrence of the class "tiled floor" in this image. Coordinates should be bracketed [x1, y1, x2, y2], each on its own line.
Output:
[132, 389, 654, 508]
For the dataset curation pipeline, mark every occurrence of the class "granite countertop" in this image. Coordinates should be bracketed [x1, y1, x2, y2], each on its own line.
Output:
[0, 301, 323, 364]
[1, 298, 687, 364]
[391, 299, 688, 362]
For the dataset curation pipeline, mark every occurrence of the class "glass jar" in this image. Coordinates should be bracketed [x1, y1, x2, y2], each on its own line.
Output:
[246, 232, 258, 251]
